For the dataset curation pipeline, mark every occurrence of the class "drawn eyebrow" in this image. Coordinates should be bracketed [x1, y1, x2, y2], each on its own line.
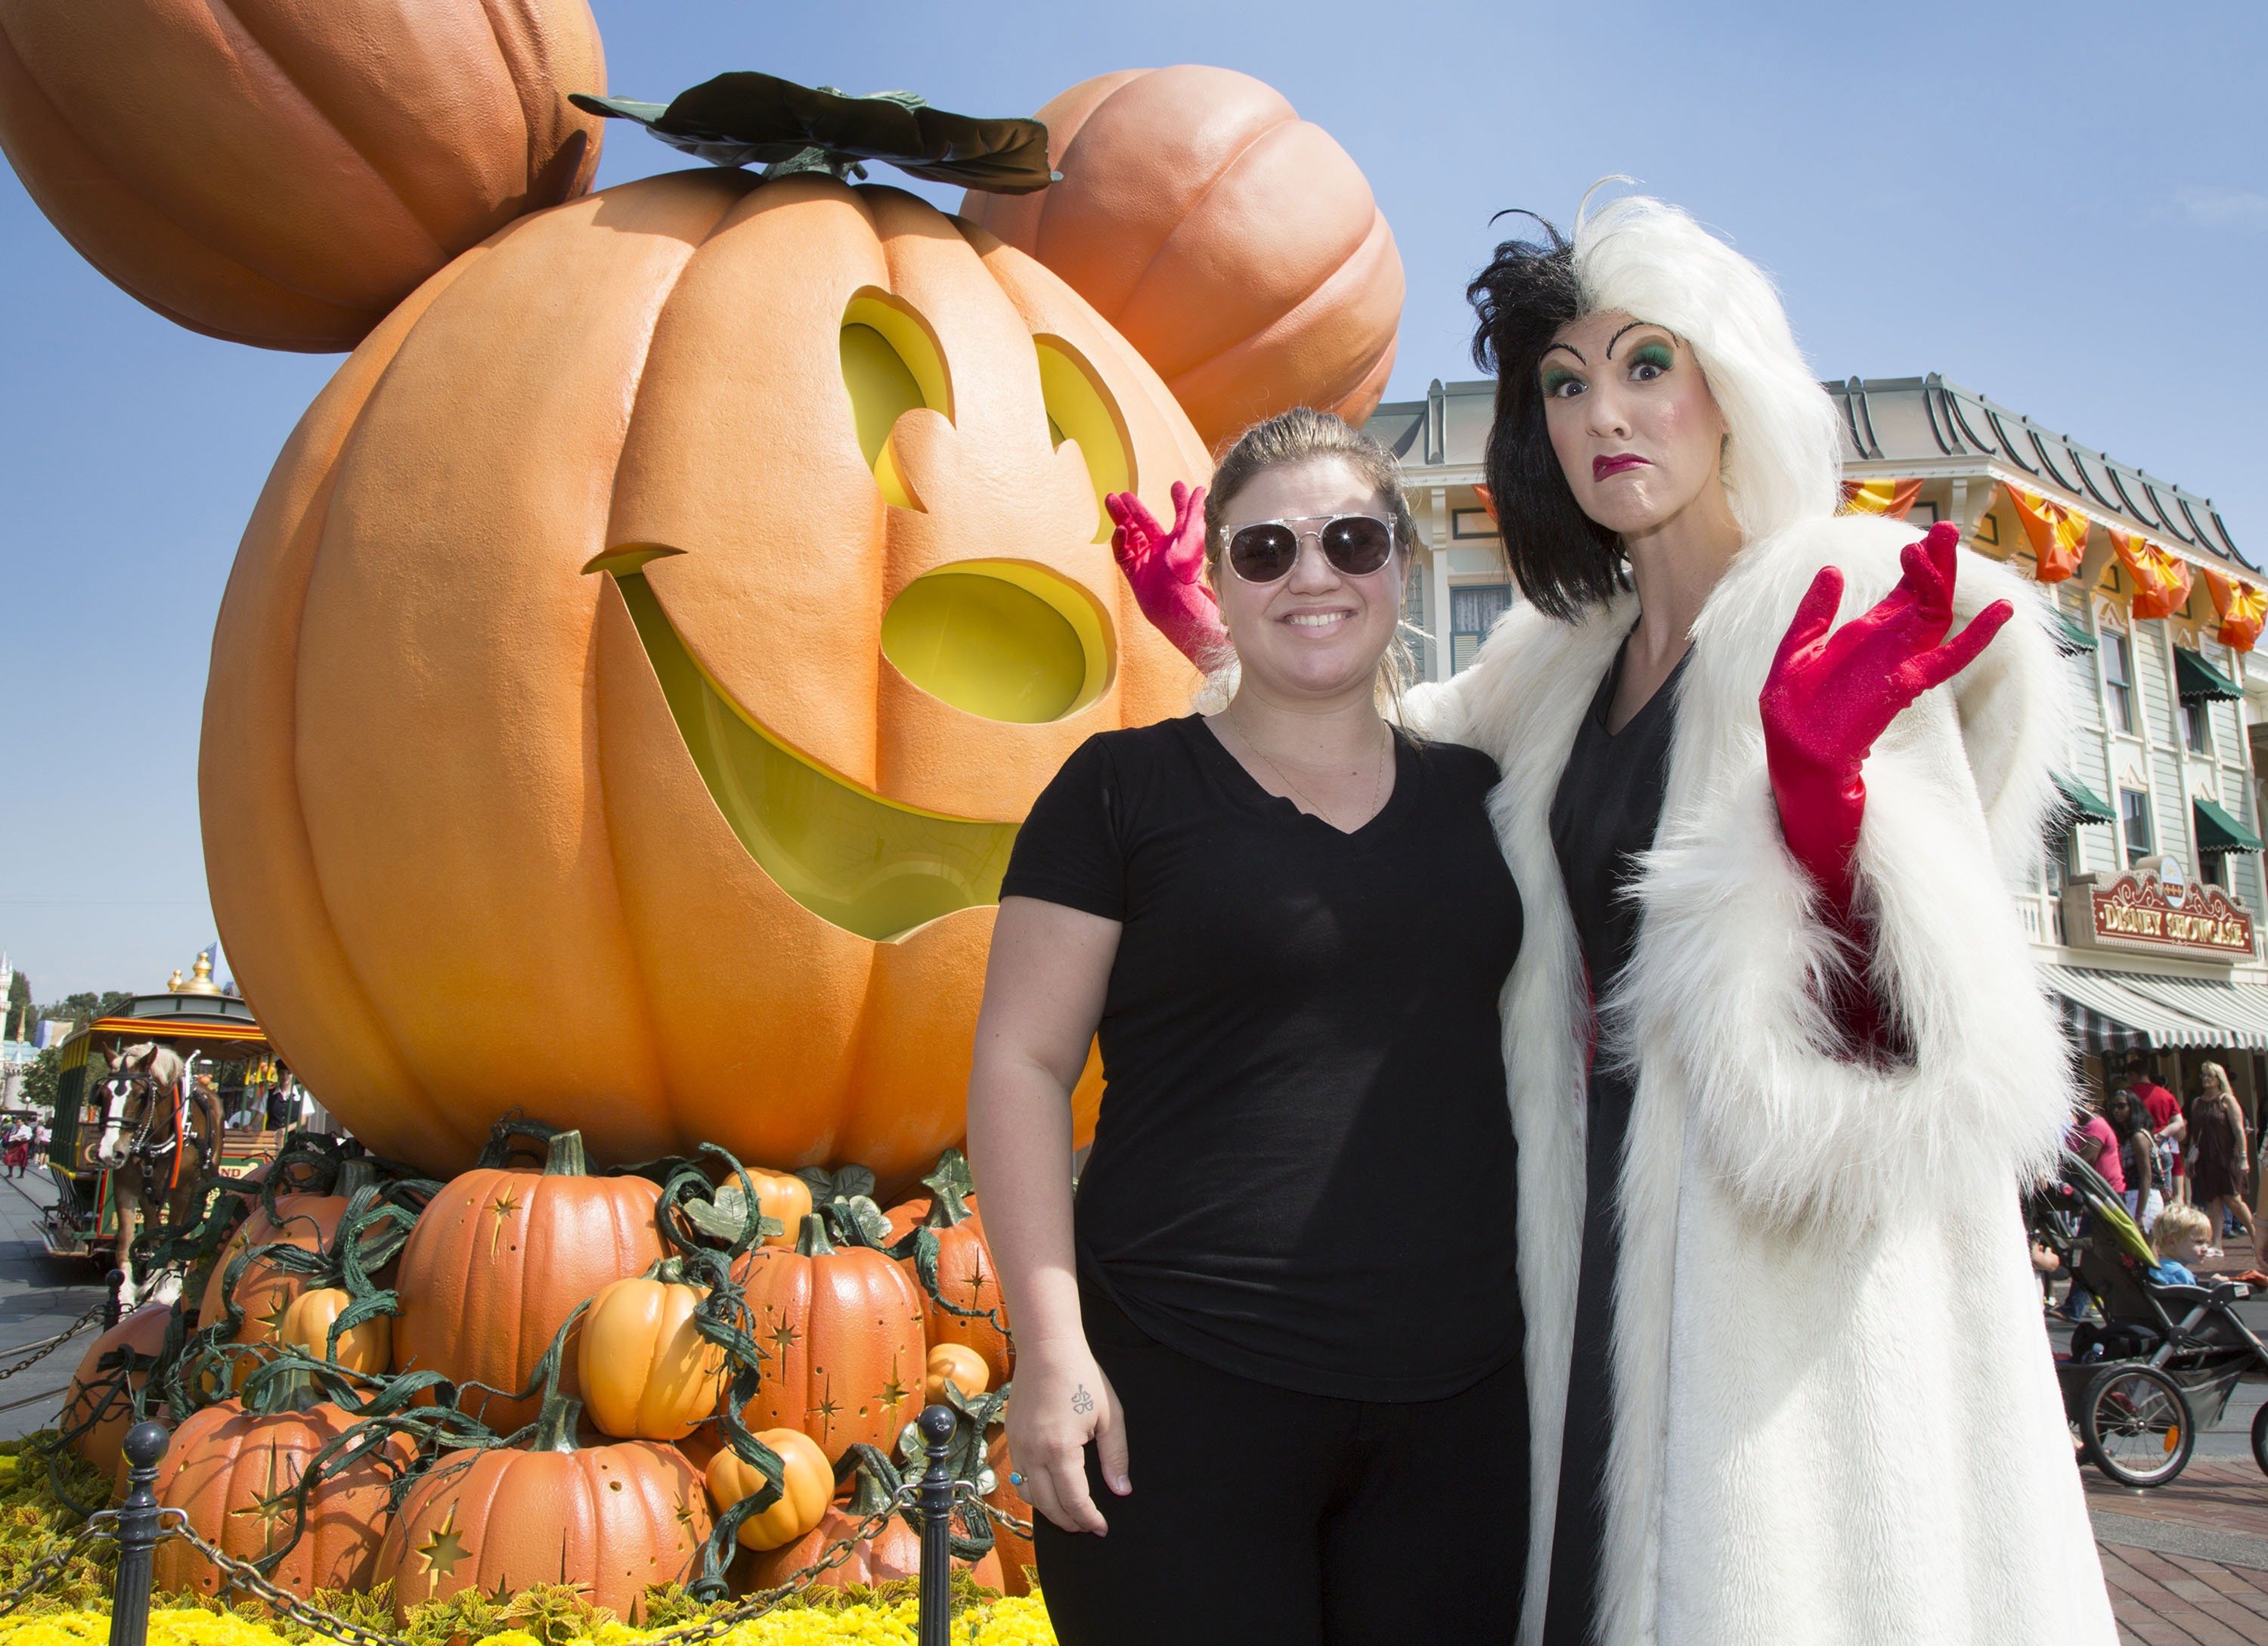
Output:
[1541, 341, 1585, 364]
[1605, 320, 1661, 358]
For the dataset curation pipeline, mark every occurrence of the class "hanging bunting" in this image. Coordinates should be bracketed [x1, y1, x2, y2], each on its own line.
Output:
[2202, 567, 2267, 653]
[2112, 529, 2196, 621]
[2003, 484, 2090, 583]
[1838, 478, 1923, 519]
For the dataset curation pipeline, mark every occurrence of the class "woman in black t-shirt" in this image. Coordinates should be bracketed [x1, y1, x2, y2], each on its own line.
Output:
[967, 408, 1527, 1645]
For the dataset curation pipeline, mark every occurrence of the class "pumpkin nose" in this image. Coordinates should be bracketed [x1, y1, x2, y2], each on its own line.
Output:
[882, 561, 1116, 724]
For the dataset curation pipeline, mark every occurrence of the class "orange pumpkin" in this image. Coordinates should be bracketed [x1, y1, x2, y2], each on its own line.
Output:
[0, 0, 606, 351]
[151, 1384, 415, 1598]
[200, 168, 1200, 1194]
[378, 1392, 708, 1620]
[733, 1214, 924, 1464]
[746, 1168, 814, 1250]
[60, 1303, 171, 1478]
[705, 1427, 832, 1551]
[391, 1130, 662, 1431]
[925, 1343, 990, 1404]
[278, 1285, 391, 1377]
[748, 1450, 1002, 1592]
[578, 1266, 725, 1441]
[895, 1164, 1012, 1387]
[198, 1161, 375, 1383]
[962, 65, 1404, 452]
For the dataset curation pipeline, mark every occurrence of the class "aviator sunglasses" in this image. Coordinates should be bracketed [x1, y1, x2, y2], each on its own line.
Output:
[1225, 513, 1397, 584]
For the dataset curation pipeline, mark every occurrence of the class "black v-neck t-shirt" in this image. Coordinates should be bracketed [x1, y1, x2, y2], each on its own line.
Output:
[1000, 715, 1525, 1400]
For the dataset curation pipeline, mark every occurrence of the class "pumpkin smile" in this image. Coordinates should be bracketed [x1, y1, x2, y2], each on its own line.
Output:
[612, 569, 1020, 944]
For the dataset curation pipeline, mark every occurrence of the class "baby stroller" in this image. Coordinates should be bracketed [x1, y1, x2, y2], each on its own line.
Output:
[2047, 1151, 2268, 1487]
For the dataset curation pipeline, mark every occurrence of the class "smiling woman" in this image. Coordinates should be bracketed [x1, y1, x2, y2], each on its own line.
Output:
[197, 164, 1207, 1186]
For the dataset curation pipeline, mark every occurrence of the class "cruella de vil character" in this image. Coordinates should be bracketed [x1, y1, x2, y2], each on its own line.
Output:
[1111, 196, 2115, 1645]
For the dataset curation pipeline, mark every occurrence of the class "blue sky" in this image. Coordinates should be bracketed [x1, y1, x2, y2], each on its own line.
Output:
[2, 0, 2261, 997]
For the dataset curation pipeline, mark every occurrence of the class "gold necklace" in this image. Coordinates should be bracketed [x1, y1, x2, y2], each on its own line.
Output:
[1225, 715, 1391, 829]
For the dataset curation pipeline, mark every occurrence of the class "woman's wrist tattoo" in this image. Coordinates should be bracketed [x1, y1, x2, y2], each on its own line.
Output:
[1070, 1383, 1095, 1415]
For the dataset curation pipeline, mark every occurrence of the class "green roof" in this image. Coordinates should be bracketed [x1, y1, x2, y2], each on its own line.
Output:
[2176, 647, 2244, 702]
[2055, 772, 2116, 825]
[2195, 796, 2264, 854]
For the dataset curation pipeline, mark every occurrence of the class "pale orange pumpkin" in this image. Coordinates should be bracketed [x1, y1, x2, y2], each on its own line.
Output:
[200, 167, 1201, 1191]
[0, 0, 606, 350]
[925, 1342, 990, 1405]
[745, 1167, 813, 1250]
[278, 1285, 391, 1377]
[705, 1427, 832, 1551]
[577, 1266, 725, 1441]
[962, 65, 1404, 452]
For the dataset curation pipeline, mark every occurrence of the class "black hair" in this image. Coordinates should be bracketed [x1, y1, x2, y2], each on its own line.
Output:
[1466, 214, 1625, 622]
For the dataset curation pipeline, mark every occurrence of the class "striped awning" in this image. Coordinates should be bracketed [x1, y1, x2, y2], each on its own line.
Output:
[2114, 974, 2268, 1050]
[2040, 964, 2252, 1052]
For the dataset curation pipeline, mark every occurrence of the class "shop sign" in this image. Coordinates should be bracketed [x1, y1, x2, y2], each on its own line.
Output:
[2063, 858, 2255, 959]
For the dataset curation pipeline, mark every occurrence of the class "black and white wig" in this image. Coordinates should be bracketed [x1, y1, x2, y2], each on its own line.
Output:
[1467, 194, 1843, 622]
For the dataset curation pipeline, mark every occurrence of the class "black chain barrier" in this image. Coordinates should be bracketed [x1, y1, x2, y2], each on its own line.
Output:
[0, 1300, 107, 1382]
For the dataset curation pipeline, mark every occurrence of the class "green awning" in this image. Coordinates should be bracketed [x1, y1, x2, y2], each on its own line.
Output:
[2195, 795, 2264, 854]
[2176, 647, 2243, 702]
[2054, 772, 2116, 825]
[2050, 610, 2098, 654]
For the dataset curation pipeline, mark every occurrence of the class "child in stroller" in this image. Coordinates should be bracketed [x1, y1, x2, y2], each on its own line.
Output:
[2043, 1151, 2268, 1488]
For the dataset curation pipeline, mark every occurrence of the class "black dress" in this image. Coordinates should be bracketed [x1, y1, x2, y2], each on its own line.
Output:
[1542, 637, 1688, 1645]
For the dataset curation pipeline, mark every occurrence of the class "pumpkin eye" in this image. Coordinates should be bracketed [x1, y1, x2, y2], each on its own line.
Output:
[881, 560, 1114, 724]
[840, 290, 953, 510]
[1035, 336, 1134, 543]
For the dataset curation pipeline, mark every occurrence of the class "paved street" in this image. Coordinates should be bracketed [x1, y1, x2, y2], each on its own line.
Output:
[0, 1170, 110, 1443]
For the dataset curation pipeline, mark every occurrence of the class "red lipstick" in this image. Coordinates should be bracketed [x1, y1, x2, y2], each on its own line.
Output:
[1594, 454, 1649, 481]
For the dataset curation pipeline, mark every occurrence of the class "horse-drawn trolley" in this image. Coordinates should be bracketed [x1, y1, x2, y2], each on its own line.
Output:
[40, 972, 299, 1280]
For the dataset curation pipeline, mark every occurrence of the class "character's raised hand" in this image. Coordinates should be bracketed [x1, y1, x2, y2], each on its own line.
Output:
[1761, 521, 2012, 903]
[1105, 482, 1230, 667]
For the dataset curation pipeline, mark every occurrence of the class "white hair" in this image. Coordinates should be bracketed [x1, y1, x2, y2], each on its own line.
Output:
[1570, 194, 1842, 540]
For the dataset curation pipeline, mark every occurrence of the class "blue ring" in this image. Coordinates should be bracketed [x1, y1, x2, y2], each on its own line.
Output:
[1008, 1471, 1024, 1486]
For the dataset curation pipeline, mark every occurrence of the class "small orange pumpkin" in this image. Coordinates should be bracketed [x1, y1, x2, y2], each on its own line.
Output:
[733, 1214, 924, 1464]
[895, 1160, 1012, 1387]
[376, 1392, 710, 1622]
[277, 1285, 390, 1377]
[60, 1303, 171, 1478]
[578, 1263, 725, 1440]
[151, 1378, 415, 1598]
[705, 1427, 832, 1551]
[748, 1449, 1001, 1592]
[198, 1161, 376, 1386]
[925, 1343, 989, 1405]
[962, 65, 1404, 452]
[0, 0, 606, 350]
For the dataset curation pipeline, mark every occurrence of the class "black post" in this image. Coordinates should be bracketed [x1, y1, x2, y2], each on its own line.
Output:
[104, 1269, 125, 1331]
[110, 1421, 167, 1646]
[916, 1404, 956, 1646]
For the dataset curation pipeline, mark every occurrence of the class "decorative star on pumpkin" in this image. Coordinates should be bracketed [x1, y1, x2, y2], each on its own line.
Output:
[768, 1319, 801, 1355]
[569, 73, 1056, 194]
[486, 1190, 522, 1258]
[415, 1509, 470, 1579]
[226, 1443, 299, 1556]
[880, 1364, 910, 1412]
[813, 1372, 842, 1439]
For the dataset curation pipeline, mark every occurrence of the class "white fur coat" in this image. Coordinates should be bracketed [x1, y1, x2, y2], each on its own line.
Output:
[1408, 515, 2116, 1646]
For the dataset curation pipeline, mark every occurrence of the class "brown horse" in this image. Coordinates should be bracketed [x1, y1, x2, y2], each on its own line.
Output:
[92, 1043, 224, 1307]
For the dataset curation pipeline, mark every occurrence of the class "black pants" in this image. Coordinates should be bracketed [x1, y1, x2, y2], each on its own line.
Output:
[1035, 1279, 1528, 1645]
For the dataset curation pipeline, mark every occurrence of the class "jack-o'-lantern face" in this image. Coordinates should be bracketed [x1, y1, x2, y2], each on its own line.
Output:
[200, 170, 1205, 1187]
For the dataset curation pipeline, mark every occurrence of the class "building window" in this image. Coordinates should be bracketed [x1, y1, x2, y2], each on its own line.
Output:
[2044, 827, 2076, 895]
[2102, 632, 2135, 733]
[2203, 852, 2229, 889]
[2121, 788, 2154, 866]
[2184, 699, 2212, 755]
[1450, 584, 1513, 674]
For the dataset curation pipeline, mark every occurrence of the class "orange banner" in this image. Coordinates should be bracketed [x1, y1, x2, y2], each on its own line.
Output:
[2203, 568, 2267, 653]
[2112, 530, 2196, 621]
[1838, 479, 1923, 519]
[2003, 485, 2090, 583]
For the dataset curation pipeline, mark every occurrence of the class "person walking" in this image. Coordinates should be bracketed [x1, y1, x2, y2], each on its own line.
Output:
[2130, 1059, 2186, 1204]
[2108, 1090, 2163, 1232]
[2187, 1062, 2256, 1261]
[969, 411, 1530, 1644]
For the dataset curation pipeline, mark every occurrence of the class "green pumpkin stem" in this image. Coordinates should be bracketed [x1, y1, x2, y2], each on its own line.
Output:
[795, 1214, 835, 1257]
[532, 1391, 584, 1452]
[543, 1130, 589, 1178]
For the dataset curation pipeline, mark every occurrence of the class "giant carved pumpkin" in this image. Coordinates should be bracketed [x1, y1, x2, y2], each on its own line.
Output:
[961, 65, 1404, 453]
[0, 0, 606, 350]
[200, 169, 1205, 1188]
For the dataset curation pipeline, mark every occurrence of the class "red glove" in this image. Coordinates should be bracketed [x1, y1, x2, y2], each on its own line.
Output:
[1105, 483, 1230, 668]
[1760, 522, 2012, 1052]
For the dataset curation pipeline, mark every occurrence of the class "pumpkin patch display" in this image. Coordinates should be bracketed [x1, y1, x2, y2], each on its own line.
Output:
[390, 1130, 663, 1432]
[198, 1161, 376, 1384]
[60, 1302, 172, 1478]
[150, 1381, 416, 1598]
[961, 65, 1404, 452]
[706, 1427, 832, 1551]
[0, 0, 607, 351]
[577, 1264, 726, 1441]
[733, 1214, 925, 1464]
[199, 165, 1204, 1193]
[376, 1393, 711, 1622]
